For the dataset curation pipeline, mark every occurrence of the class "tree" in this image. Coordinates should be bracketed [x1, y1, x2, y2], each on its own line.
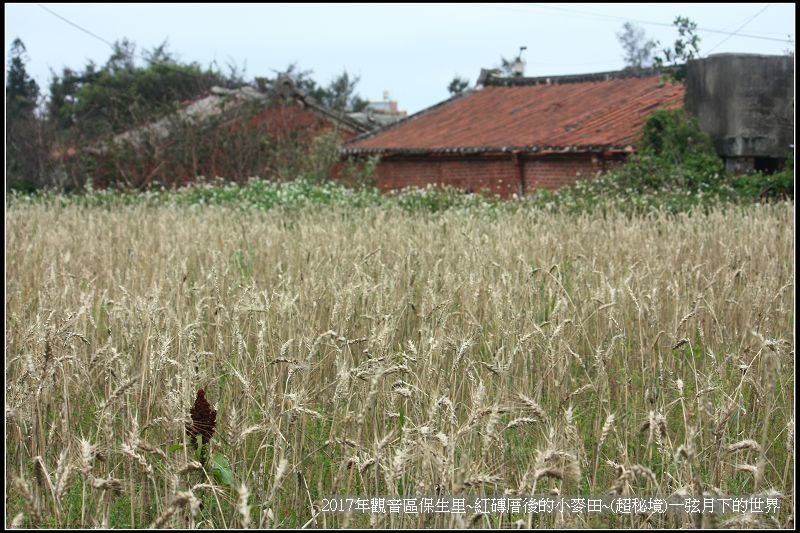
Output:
[498, 57, 517, 77]
[6, 38, 42, 191]
[653, 16, 701, 83]
[317, 70, 366, 112]
[617, 22, 656, 71]
[611, 108, 725, 193]
[105, 38, 137, 74]
[447, 75, 470, 96]
[6, 38, 39, 118]
[47, 39, 228, 141]
[272, 64, 368, 112]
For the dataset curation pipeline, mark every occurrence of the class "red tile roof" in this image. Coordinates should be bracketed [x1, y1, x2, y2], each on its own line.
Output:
[343, 72, 685, 155]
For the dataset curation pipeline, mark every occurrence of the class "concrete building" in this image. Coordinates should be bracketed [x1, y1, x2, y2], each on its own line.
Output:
[348, 92, 408, 128]
[685, 53, 794, 174]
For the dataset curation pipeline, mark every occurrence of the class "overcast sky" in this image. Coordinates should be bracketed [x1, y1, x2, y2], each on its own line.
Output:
[5, 3, 795, 114]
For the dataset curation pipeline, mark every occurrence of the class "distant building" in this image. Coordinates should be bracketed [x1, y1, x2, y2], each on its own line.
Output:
[685, 53, 794, 174]
[348, 91, 407, 128]
[343, 69, 684, 197]
[65, 78, 369, 188]
[91, 81, 367, 155]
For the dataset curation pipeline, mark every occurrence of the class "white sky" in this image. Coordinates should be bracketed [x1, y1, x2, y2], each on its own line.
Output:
[4, 3, 796, 114]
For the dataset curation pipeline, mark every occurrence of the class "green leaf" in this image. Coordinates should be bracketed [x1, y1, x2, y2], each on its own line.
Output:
[167, 443, 185, 453]
[194, 435, 203, 462]
[211, 452, 233, 486]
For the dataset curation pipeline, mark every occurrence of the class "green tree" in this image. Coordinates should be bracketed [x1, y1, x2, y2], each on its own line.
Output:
[653, 16, 701, 83]
[6, 37, 42, 191]
[47, 39, 229, 141]
[273, 64, 368, 112]
[617, 22, 656, 71]
[6, 38, 39, 118]
[447, 75, 470, 96]
[616, 108, 724, 192]
[317, 70, 367, 112]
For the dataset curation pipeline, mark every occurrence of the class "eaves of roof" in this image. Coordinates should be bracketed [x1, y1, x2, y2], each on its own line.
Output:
[343, 144, 636, 157]
[295, 93, 370, 134]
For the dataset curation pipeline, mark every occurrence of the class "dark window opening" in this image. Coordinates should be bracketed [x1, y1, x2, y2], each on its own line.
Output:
[754, 157, 782, 174]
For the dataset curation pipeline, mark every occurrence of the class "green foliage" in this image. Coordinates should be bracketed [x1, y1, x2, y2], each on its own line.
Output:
[733, 150, 794, 201]
[653, 16, 701, 83]
[621, 108, 726, 192]
[525, 109, 794, 214]
[193, 434, 205, 463]
[6, 38, 39, 118]
[338, 155, 380, 190]
[447, 76, 470, 96]
[8, 167, 790, 217]
[270, 63, 368, 112]
[390, 185, 503, 213]
[65, 102, 349, 190]
[6, 178, 497, 214]
[617, 22, 656, 70]
[23, 36, 375, 192]
[536, 107, 732, 215]
[526, 172, 738, 216]
[211, 452, 234, 486]
[47, 39, 232, 141]
[44, 44, 372, 191]
[6, 37, 43, 191]
[7, 106, 790, 215]
[167, 443, 185, 453]
[525, 108, 753, 214]
[7, 174, 38, 194]
[317, 69, 364, 112]
[298, 130, 344, 184]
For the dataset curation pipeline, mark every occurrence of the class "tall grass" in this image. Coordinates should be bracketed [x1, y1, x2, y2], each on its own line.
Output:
[5, 201, 793, 528]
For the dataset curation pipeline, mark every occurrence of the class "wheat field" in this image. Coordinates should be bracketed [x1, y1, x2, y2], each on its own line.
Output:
[5, 202, 794, 528]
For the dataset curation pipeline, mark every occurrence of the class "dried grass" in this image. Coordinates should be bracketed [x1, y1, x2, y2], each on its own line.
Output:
[5, 202, 793, 528]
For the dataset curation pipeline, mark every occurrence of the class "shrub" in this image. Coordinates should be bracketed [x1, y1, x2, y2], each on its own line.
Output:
[733, 151, 794, 201]
[614, 108, 726, 193]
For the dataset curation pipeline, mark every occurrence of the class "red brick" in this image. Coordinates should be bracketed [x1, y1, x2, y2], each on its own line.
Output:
[376, 152, 622, 198]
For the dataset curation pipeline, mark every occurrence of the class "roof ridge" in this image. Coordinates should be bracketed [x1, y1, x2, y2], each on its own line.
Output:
[265, 77, 369, 134]
[482, 67, 673, 87]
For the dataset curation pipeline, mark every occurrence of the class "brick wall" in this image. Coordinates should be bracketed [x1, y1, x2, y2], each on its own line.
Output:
[375, 152, 625, 198]
[89, 104, 359, 188]
[521, 154, 602, 192]
[248, 105, 358, 143]
[377, 156, 520, 197]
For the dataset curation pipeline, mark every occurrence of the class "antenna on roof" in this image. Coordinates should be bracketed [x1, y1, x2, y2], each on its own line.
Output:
[512, 46, 527, 77]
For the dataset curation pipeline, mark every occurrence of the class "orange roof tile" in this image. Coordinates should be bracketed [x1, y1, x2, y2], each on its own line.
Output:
[344, 72, 684, 155]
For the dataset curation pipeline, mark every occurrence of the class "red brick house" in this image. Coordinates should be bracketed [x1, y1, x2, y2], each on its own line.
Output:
[342, 70, 685, 197]
[74, 79, 370, 188]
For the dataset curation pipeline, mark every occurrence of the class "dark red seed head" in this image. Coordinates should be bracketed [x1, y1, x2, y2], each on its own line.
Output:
[186, 388, 216, 447]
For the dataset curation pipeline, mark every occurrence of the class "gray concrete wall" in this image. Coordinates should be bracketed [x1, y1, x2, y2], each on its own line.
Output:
[686, 54, 794, 159]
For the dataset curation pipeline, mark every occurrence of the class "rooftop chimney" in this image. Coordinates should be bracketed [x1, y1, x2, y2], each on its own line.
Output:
[512, 46, 527, 77]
